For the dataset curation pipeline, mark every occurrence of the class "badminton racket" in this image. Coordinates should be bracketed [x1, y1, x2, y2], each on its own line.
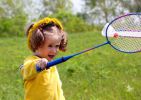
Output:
[37, 13, 141, 71]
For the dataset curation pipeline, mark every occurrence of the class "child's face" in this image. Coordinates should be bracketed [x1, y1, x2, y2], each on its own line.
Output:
[36, 35, 61, 61]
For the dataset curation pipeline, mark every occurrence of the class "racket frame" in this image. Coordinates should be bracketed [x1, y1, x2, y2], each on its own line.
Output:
[106, 13, 141, 53]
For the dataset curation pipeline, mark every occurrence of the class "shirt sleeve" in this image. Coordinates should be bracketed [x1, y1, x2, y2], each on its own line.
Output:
[21, 58, 39, 81]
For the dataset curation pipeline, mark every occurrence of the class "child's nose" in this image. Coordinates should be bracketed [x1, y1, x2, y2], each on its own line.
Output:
[51, 47, 58, 53]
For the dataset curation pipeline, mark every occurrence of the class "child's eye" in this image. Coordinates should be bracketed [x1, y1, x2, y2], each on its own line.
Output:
[56, 45, 60, 48]
[48, 45, 53, 48]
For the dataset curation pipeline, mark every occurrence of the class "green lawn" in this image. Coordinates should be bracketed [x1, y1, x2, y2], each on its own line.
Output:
[0, 31, 141, 100]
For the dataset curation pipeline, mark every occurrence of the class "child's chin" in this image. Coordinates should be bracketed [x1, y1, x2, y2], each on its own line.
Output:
[47, 57, 53, 61]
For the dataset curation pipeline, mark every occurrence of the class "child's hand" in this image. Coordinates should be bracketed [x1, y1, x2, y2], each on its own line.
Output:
[36, 58, 48, 70]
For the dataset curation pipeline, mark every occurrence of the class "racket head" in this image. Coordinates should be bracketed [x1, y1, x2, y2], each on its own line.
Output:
[105, 13, 141, 53]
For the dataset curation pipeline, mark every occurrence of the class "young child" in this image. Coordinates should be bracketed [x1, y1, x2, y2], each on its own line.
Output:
[20, 17, 67, 100]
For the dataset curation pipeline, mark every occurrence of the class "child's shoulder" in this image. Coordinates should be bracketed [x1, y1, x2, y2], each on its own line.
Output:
[24, 55, 40, 62]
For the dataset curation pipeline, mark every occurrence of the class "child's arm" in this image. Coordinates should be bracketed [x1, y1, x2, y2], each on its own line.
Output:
[20, 58, 47, 81]
[21, 59, 38, 81]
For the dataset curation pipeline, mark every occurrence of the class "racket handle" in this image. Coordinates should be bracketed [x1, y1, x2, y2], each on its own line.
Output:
[47, 55, 73, 68]
[36, 55, 74, 72]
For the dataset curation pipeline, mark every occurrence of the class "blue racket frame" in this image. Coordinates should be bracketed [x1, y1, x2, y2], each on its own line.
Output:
[37, 13, 141, 72]
[106, 13, 141, 54]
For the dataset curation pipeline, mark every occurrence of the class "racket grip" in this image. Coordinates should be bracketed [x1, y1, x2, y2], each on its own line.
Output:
[47, 56, 71, 68]
[36, 55, 73, 72]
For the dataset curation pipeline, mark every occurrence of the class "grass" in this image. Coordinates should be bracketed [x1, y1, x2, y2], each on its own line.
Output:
[0, 31, 141, 100]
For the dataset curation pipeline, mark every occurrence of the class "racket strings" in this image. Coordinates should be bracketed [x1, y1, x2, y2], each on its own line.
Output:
[107, 14, 141, 52]
[112, 37, 141, 52]
[113, 15, 141, 31]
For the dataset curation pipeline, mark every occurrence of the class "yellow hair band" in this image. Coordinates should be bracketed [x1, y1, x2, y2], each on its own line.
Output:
[27, 17, 63, 50]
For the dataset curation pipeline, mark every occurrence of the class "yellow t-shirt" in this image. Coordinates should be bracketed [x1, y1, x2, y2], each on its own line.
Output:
[20, 56, 65, 100]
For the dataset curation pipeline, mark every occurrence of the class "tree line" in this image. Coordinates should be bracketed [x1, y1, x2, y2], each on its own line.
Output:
[0, 0, 140, 37]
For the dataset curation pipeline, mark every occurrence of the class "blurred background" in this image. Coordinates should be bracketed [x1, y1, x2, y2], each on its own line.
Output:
[0, 0, 141, 36]
[0, 0, 141, 100]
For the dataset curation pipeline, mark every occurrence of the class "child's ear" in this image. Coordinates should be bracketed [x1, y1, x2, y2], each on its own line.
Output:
[38, 43, 44, 49]
[25, 23, 34, 36]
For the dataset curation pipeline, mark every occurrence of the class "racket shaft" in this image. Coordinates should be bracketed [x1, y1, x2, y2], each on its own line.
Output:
[37, 42, 109, 72]
[46, 42, 109, 68]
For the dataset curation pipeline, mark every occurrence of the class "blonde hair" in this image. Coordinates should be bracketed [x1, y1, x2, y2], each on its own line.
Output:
[26, 17, 67, 52]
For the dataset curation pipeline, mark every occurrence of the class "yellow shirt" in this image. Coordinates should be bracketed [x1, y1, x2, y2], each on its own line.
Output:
[21, 56, 65, 100]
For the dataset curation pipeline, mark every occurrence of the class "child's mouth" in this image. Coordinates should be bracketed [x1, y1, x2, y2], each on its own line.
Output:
[48, 55, 55, 60]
